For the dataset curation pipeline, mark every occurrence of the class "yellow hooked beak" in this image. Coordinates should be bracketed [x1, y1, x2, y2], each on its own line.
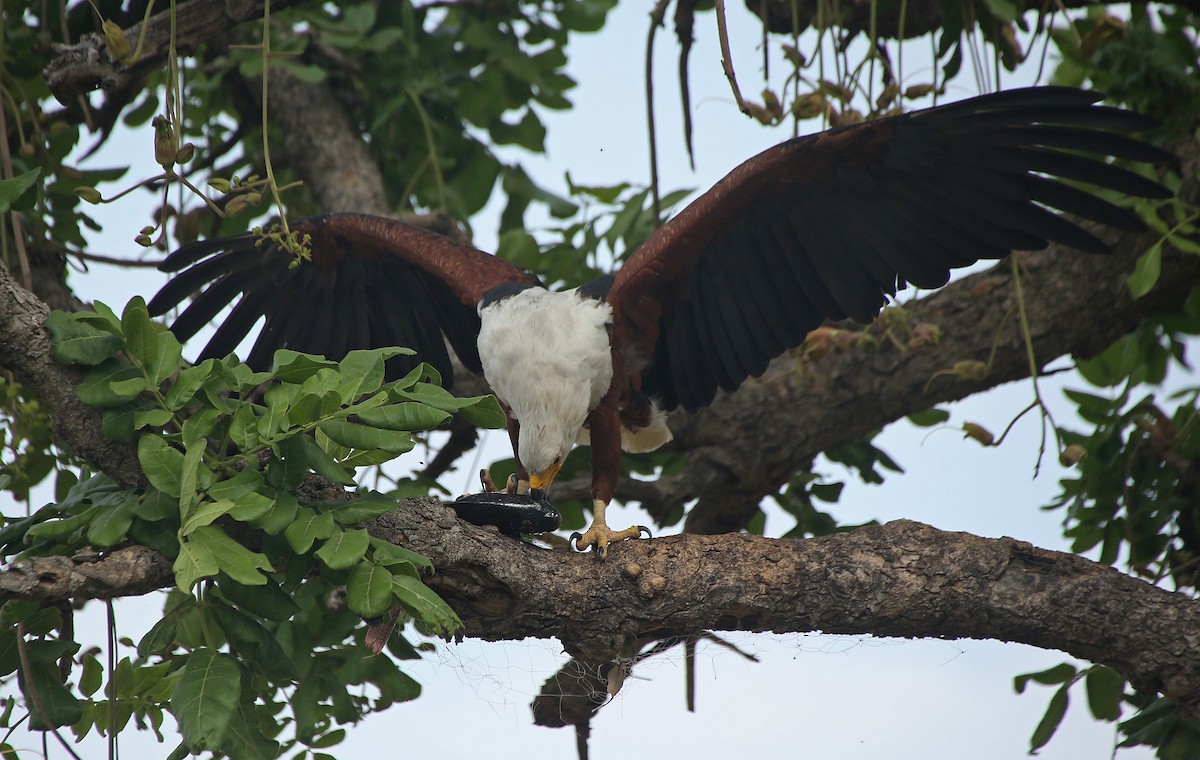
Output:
[528, 461, 562, 492]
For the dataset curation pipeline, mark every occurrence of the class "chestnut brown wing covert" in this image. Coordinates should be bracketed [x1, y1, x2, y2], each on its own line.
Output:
[147, 213, 540, 386]
[607, 87, 1172, 412]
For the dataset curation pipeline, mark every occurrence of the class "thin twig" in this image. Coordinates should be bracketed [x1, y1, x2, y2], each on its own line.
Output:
[714, 0, 752, 116]
[72, 250, 167, 267]
[645, 0, 671, 223]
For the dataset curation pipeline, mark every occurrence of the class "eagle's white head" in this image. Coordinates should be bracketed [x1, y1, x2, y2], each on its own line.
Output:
[477, 286, 615, 491]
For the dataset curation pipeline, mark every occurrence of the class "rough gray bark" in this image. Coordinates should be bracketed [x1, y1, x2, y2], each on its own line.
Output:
[0, 546, 171, 601]
[43, 0, 293, 103]
[5, 497, 1200, 716]
[0, 264, 144, 490]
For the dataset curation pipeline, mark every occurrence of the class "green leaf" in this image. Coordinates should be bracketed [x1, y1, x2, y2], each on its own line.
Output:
[981, 0, 1018, 22]
[0, 167, 42, 213]
[558, 0, 615, 32]
[79, 653, 103, 697]
[138, 612, 182, 657]
[148, 329, 184, 386]
[355, 402, 451, 431]
[315, 528, 370, 570]
[222, 359, 273, 392]
[209, 604, 297, 678]
[271, 351, 339, 384]
[1128, 243, 1162, 298]
[225, 490, 277, 523]
[18, 650, 83, 729]
[370, 539, 433, 571]
[0, 627, 17, 676]
[77, 360, 142, 407]
[337, 349, 401, 401]
[347, 562, 394, 617]
[221, 703, 281, 760]
[80, 300, 123, 333]
[257, 384, 292, 438]
[165, 360, 216, 410]
[395, 385, 504, 430]
[138, 435, 185, 498]
[288, 392, 337, 426]
[134, 407, 174, 430]
[135, 488, 177, 521]
[330, 491, 397, 524]
[122, 297, 162, 376]
[86, 491, 137, 546]
[268, 435, 308, 490]
[388, 362, 440, 391]
[190, 525, 271, 585]
[207, 468, 264, 502]
[108, 376, 149, 397]
[297, 434, 356, 485]
[46, 311, 123, 366]
[809, 482, 844, 503]
[1085, 666, 1124, 721]
[174, 535, 219, 591]
[180, 407, 221, 445]
[24, 508, 96, 542]
[216, 576, 299, 621]
[103, 398, 155, 441]
[457, 395, 507, 429]
[1029, 683, 1070, 753]
[907, 407, 950, 427]
[392, 575, 461, 634]
[318, 420, 414, 453]
[228, 403, 260, 451]
[181, 498, 236, 536]
[285, 508, 336, 554]
[245, 489, 299, 534]
[1015, 662, 1077, 693]
[178, 440, 209, 519]
[171, 649, 240, 752]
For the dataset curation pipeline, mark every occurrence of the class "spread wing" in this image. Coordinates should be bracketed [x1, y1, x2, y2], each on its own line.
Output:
[607, 87, 1172, 412]
[147, 212, 540, 385]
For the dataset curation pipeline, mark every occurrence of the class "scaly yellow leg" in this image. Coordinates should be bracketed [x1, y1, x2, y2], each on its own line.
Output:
[570, 499, 651, 559]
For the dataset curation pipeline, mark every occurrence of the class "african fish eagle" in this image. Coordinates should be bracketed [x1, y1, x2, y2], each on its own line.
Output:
[147, 87, 1172, 557]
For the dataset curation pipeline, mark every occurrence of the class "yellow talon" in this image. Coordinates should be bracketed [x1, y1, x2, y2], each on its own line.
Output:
[570, 500, 652, 559]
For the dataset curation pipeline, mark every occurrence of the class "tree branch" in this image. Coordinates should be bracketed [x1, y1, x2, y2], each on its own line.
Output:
[0, 264, 144, 489]
[42, 0, 293, 103]
[7, 496, 1199, 717]
[0, 546, 171, 601]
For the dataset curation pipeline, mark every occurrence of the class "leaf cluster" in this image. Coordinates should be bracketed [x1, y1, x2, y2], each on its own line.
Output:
[1009, 292, 1200, 756]
[0, 298, 509, 757]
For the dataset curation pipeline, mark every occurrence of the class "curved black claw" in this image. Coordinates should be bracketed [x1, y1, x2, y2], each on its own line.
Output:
[569, 531, 584, 551]
[637, 525, 653, 539]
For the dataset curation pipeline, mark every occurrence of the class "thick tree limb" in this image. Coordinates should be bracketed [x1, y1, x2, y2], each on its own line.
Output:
[8, 497, 1198, 716]
[260, 68, 392, 216]
[0, 546, 171, 601]
[0, 264, 144, 490]
[364, 498, 1200, 715]
[43, 0, 292, 103]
